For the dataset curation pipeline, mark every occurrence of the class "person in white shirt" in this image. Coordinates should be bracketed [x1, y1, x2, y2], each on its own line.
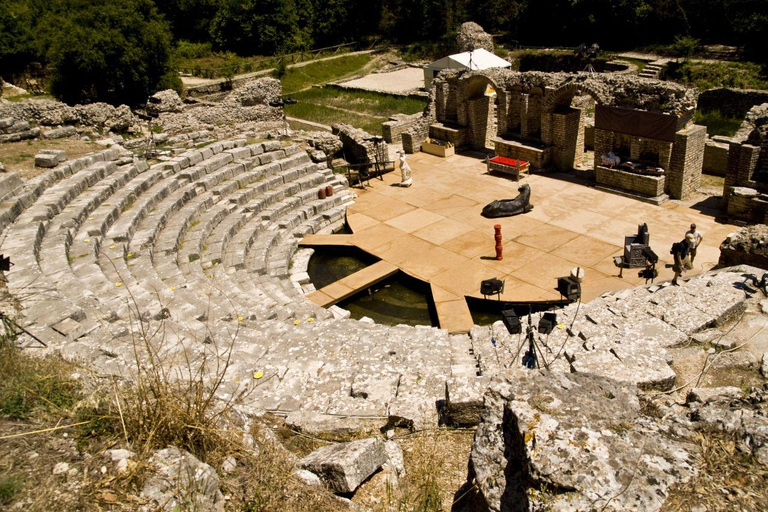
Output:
[687, 223, 703, 264]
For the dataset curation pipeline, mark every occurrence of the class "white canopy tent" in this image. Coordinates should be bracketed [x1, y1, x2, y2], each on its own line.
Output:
[423, 48, 512, 89]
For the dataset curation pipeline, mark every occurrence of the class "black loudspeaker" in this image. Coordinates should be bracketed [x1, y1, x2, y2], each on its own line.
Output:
[538, 312, 557, 334]
[480, 278, 504, 296]
[557, 277, 581, 301]
[501, 309, 521, 334]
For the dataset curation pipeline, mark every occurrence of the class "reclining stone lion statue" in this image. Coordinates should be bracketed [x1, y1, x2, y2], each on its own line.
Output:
[481, 183, 534, 218]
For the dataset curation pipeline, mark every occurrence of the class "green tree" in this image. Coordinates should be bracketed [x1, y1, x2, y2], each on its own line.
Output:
[38, 0, 174, 106]
[0, 1, 37, 81]
[154, 0, 220, 43]
[210, 0, 308, 56]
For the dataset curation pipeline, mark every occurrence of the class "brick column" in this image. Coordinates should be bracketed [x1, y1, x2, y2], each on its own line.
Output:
[551, 109, 583, 170]
[723, 143, 761, 208]
[467, 96, 491, 150]
[496, 89, 508, 137]
[519, 94, 530, 137]
[667, 124, 706, 200]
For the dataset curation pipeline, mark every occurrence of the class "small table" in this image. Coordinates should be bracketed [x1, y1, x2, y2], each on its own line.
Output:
[487, 156, 530, 181]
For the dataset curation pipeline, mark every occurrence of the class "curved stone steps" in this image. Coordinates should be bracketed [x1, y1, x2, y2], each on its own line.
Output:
[0, 148, 121, 232]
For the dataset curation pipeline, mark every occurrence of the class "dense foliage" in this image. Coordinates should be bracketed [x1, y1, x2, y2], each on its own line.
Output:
[40, 0, 174, 105]
[1, 0, 767, 104]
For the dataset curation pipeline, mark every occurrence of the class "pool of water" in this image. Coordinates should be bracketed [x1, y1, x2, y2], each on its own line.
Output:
[306, 246, 378, 289]
[338, 273, 437, 327]
[307, 246, 437, 327]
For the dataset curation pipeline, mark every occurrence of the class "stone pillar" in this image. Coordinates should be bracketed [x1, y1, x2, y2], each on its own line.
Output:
[510, 92, 522, 134]
[496, 89, 508, 137]
[467, 96, 491, 150]
[723, 142, 761, 209]
[435, 83, 447, 123]
[667, 124, 706, 200]
[528, 95, 541, 137]
[551, 109, 583, 170]
[540, 113, 553, 146]
[519, 94, 530, 137]
[593, 128, 612, 169]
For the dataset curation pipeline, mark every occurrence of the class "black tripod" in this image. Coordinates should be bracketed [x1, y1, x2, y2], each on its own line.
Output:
[512, 309, 549, 370]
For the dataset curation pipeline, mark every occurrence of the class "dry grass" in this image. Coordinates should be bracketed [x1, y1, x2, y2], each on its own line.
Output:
[350, 428, 475, 512]
[0, 138, 99, 179]
[663, 431, 768, 511]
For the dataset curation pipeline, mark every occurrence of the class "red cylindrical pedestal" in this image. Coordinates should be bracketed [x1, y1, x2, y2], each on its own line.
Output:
[325, 185, 333, 197]
[318, 187, 326, 199]
[494, 224, 503, 261]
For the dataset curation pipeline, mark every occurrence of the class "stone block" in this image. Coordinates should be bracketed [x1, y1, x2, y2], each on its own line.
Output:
[686, 386, 744, 404]
[34, 153, 59, 168]
[43, 126, 77, 139]
[298, 437, 387, 493]
[443, 376, 490, 426]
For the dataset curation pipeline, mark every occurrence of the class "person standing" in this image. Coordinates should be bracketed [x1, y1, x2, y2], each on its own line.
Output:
[687, 223, 703, 264]
[671, 237, 691, 286]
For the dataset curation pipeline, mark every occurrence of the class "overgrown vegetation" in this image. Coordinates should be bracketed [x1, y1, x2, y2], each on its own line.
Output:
[285, 87, 426, 135]
[694, 109, 743, 137]
[280, 54, 372, 94]
[0, 330, 81, 420]
[662, 60, 768, 91]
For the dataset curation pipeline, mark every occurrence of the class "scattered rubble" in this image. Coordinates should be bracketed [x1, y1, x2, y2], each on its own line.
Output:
[719, 225, 768, 270]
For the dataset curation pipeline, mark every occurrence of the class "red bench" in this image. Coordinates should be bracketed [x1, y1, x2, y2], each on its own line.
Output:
[487, 156, 530, 181]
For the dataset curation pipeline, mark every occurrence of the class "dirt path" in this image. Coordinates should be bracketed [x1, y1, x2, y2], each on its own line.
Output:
[181, 49, 378, 90]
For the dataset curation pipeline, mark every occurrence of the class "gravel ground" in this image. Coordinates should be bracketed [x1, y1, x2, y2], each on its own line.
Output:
[339, 67, 425, 94]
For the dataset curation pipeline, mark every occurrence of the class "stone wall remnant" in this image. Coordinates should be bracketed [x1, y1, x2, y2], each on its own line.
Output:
[333, 123, 388, 164]
[147, 89, 184, 114]
[456, 22, 494, 53]
[718, 225, 768, 269]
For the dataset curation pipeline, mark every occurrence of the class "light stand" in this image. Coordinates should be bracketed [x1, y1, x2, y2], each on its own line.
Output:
[1, 312, 47, 348]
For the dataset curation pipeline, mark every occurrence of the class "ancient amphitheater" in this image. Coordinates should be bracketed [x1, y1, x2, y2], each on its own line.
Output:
[0, 135, 756, 433]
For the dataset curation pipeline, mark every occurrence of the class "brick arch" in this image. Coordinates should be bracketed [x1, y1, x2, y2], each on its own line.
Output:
[458, 73, 501, 103]
[542, 82, 608, 113]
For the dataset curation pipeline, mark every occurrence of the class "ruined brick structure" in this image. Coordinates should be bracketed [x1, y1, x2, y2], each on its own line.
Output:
[388, 68, 704, 202]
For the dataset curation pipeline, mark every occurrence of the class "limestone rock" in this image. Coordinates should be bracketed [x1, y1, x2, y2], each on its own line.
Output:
[456, 22, 494, 53]
[226, 77, 282, 107]
[294, 468, 323, 486]
[465, 372, 697, 511]
[298, 437, 387, 493]
[43, 126, 77, 139]
[384, 440, 406, 477]
[142, 446, 225, 512]
[687, 386, 744, 404]
[690, 396, 768, 464]
[35, 153, 59, 168]
[761, 353, 768, 378]
[710, 351, 758, 371]
[286, 410, 381, 437]
[147, 89, 184, 114]
[52, 462, 69, 475]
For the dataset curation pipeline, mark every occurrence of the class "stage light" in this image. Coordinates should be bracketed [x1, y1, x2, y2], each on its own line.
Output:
[501, 309, 521, 334]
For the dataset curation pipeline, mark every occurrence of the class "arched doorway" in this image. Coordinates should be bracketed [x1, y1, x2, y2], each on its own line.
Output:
[541, 82, 607, 171]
